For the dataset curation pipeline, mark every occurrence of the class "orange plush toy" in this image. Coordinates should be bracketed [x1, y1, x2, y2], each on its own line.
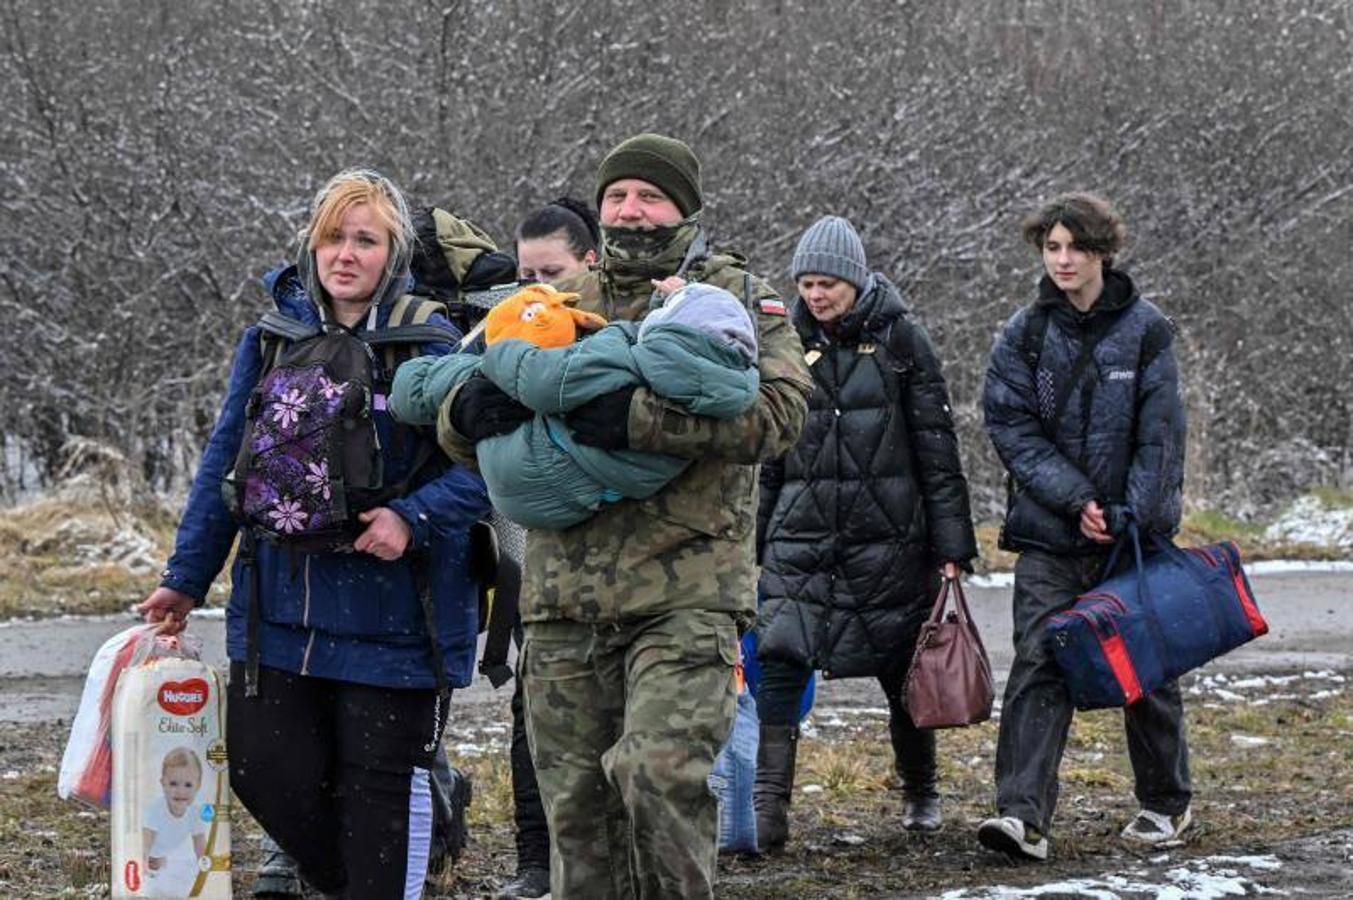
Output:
[485, 284, 608, 349]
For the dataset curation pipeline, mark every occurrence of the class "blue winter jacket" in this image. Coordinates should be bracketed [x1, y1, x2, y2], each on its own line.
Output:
[159, 264, 491, 689]
[983, 269, 1185, 554]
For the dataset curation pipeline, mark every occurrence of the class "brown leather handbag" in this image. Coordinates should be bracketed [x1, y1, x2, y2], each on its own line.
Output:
[903, 577, 994, 729]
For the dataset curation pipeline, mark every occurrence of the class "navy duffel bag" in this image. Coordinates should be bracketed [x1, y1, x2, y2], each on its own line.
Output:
[1046, 522, 1268, 710]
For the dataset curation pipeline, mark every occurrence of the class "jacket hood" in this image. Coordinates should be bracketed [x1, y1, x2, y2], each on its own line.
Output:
[791, 271, 908, 344]
[261, 264, 318, 325]
[296, 238, 413, 326]
[263, 248, 414, 330]
[1036, 267, 1138, 323]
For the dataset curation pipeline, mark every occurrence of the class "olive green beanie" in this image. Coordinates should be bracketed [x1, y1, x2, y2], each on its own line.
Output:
[595, 133, 703, 216]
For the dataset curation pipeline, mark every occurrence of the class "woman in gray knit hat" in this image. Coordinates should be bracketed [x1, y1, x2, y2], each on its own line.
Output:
[752, 214, 979, 849]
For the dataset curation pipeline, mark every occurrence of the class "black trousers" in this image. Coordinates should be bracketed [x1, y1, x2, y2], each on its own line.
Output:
[755, 638, 937, 797]
[994, 549, 1193, 834]
[227, 663, 447, 898]
[510, 626, 550, 870]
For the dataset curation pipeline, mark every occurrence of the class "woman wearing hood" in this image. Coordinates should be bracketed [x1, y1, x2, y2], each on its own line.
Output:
[754, 215, 978, 851]
[138, 169, 490, 897]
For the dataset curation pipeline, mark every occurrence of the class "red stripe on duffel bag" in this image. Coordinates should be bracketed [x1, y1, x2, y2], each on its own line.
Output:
[1232, 571, 1268, 636]
[1100, 633, 1144, 705]
[1221, 541, 1269, 637]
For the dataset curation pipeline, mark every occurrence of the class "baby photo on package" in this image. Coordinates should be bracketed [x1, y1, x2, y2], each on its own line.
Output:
[111, 656, 231, 898]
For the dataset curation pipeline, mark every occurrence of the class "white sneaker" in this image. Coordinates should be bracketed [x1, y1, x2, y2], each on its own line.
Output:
[1121, 807, 1193, 844]
[977, 816, 1049, 861]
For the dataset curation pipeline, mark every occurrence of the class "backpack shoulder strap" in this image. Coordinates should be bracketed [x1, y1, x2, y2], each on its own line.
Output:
[1138, 309, 1175, 374]
[255, 311, 322, 373]
[1043, 311, 1117, 430]
[1019, 303, 1051, 372]
[371, 295, 453, 375]
[258, 310, 321, 343]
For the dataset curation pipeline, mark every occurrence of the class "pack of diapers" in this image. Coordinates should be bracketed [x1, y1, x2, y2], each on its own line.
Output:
[110, 656, 231, 898]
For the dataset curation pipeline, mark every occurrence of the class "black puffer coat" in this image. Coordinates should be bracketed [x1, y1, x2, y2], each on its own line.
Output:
[983, 269, 1184, 554]
[756, 274, 978, 679]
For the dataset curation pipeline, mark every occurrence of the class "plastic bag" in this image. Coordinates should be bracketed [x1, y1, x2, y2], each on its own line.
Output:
[58, 624, 202, 808]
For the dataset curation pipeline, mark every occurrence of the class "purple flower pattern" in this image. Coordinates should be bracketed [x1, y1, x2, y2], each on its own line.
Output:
[304, 460, 331, 500]
[271, 388, 308, 429]
[241, 363, 356, 538]
[267, 498, 308, 532]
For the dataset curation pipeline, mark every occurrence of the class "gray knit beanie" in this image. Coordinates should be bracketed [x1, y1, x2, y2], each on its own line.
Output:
[791, 215, 868, 291]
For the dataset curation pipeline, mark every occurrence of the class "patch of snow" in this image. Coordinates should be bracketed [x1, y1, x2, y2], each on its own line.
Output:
[970, 572, 1015, 589]
[450, 742, 486, 756]
[1229, 674, 1303, 689]
[800, 783, 824, 794]
[942, 852, 1286, 898]
[1230, 734, 1271, 747]
[1205, 854, 1282, 872]
[1249, 559, 1353, 574]
[1264, 495, 1353, 550]
[1302, 670, 1344, 681]
[833, 832, 865, 845]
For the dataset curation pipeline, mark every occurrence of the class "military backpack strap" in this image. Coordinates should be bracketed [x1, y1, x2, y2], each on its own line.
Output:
[742, 272, 763, 346]
[363, 295, 450, 380]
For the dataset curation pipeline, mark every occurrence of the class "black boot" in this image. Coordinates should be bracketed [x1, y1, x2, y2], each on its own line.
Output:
[252, 832, 302, 898]
[891, 712, 941, 832]
[754, 724, 799, 853]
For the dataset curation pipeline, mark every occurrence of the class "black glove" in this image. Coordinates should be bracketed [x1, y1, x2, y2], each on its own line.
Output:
[449, 376, 532, 442]
[567, 386, 636, 450]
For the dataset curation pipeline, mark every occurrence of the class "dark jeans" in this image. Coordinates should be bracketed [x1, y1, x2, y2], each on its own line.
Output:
[756, 650, 936, 798]
[228, 663, 447, 898]
[510, 625, 550, 870]
[995, 550, 1192, 834]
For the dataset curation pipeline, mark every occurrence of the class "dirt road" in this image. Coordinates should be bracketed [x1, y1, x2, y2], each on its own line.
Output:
[2, 566, 1347, 723]
[1, 566, 1349, 897]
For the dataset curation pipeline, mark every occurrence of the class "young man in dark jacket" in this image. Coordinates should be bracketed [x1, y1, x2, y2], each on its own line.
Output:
[979, 193, 1191, 861]
[755, 215, 978, 850]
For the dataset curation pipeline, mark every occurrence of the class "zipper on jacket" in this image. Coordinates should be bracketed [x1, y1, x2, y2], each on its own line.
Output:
[820, 344, 842, 674]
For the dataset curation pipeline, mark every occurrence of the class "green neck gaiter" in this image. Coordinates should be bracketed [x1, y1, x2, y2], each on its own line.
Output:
[599, 215, 704, 308]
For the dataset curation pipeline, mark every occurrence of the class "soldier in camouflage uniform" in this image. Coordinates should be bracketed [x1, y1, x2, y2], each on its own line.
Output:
[437, 133, 813, 899]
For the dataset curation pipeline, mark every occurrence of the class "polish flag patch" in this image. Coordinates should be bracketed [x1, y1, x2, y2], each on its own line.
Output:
[758, 297, 787, 316]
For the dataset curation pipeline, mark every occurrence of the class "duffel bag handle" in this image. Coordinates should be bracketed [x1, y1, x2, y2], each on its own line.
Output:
[1101, 517, 1178, 676]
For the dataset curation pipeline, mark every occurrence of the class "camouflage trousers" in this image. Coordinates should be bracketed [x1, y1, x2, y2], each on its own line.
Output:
[521, 609, 739, 900]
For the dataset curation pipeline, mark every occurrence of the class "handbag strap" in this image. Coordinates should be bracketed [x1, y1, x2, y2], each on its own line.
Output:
[925, 577, 954, 624]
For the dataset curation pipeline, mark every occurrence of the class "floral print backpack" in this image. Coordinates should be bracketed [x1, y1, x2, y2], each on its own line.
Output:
[223, 299, 450, 552]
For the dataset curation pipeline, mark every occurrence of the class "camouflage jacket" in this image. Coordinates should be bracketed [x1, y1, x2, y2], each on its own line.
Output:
[438, 243, 812, 626]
